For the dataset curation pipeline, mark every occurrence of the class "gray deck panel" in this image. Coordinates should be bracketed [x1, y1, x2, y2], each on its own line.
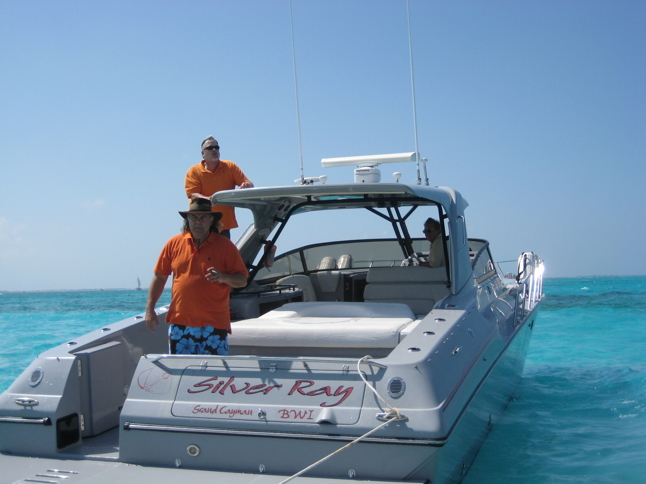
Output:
[1, 453, 424, 484]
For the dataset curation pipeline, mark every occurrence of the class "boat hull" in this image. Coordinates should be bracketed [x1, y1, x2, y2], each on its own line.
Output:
[115, 303, 541, 483]
[435, 303, 540, 483]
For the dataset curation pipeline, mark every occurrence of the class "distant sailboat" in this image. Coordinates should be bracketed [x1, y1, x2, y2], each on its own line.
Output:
[135, 277, 142, 290]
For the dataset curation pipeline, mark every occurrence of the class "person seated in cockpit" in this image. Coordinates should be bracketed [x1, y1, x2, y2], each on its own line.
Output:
[401, 218, 446, 268]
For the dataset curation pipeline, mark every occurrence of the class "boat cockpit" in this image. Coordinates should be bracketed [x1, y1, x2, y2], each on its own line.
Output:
[214, 183, 510, 361]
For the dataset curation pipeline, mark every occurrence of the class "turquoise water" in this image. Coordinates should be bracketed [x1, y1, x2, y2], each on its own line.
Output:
[0, 289, 171, 392]
[1, 277, 644, 482]
[466, 276, 646, 484]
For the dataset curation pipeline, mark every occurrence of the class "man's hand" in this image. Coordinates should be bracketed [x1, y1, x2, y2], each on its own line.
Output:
[145, 273, 168, 332]
[206, 267, 223, 283]
[145, 309, 160, 332]
[206, 267, 247, 288]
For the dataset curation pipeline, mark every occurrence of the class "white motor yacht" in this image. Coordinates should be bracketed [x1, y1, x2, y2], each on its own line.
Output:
[0, 154, 544, 483]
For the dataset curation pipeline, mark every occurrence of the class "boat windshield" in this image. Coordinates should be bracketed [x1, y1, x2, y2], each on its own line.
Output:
[238, 198, 447, 284]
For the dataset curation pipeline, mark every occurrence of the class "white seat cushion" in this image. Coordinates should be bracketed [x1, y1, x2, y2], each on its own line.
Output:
[230, 316, 414, 349]
[313, 271, 341, 293]
[366, 266, 448, 283]
[261, 301, 415, 320]
[364, 266, 450, 316]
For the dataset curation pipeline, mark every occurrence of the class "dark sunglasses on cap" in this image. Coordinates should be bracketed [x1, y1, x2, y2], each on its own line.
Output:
[203, 145, 220, 151]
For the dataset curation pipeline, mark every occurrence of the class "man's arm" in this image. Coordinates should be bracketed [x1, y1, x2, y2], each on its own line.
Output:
[145, 273, 169, 332]
[185, 166, 204, 200]
[230, 163, 254, 189]
[206, 268, 247, 288]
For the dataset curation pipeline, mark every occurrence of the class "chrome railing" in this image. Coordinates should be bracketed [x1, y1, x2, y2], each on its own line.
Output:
[514, 252, 544, 323]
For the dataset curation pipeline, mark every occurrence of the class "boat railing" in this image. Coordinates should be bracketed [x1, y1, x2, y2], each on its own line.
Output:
[515, 252, 544, 323]
[148, 354, 388, 373]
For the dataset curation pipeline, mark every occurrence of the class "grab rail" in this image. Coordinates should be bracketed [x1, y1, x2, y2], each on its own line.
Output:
[0, 416, 52, 425]
[514, 252, 544, 324]
[149, 354, 388, 372]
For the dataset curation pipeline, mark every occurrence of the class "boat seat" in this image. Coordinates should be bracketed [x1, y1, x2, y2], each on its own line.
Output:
[317, 256, 337, 270]
[230, 302, 416, 350]
[313, 271, 341, 295]
[363, 266, 450, 317]
[311, 256, 342, 300]
[263, 301, 415, 320]
[337, 254, 352, 269]
[276, 275, 317, 302]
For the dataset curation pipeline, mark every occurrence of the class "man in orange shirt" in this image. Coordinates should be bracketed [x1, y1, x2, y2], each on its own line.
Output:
[184, 136, 254, 239]
[145, 199, 248, 355]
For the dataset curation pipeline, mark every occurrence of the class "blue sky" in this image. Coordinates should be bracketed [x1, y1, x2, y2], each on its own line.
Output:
[1, 0, 644, 291]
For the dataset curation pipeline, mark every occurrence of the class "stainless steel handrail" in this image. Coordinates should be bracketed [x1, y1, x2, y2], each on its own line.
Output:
[514, 252, 544, 320]
[0, 416, 51, 425]
[149, 354, 387, 370]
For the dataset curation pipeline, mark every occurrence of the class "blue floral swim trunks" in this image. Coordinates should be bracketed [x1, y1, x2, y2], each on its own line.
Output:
[169, 324, 229, 355]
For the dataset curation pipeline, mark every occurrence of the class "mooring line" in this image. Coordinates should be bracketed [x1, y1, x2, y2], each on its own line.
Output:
[278, 356, 405, 484]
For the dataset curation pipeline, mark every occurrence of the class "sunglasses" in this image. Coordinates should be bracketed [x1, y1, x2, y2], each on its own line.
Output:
[203, 145, 220, 151]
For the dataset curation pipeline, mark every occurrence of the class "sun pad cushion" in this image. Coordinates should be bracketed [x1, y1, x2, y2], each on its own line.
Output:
[230, 316, 415, 348]
[261, 301, 416, 320]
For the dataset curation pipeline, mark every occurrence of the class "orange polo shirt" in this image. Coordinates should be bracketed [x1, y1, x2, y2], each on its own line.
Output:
[154, 232, 248, 330]
[184, 160, 251, 230]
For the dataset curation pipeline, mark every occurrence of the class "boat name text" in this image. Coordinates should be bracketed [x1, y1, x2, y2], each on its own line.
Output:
[187, 377, 354, 407]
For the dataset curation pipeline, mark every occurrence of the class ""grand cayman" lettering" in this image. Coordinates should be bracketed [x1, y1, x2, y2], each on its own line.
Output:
[192, 405, 253, 418]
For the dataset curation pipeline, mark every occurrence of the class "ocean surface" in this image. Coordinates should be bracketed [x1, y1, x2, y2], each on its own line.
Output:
[1, 276, 644, 483]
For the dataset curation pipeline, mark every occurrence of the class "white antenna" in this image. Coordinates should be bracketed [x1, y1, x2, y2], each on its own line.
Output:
[406, 0, 423, 185]
[321, 152, 418, 184]
[321, 152, 418, 168]
[289, 0, 306, 185]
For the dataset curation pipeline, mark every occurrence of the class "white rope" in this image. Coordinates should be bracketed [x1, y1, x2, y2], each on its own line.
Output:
[278, 356, 403, 484]
[357, 355, 392, 410]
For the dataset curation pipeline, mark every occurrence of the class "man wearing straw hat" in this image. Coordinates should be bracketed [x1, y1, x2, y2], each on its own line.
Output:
[145, 199, 248, 355]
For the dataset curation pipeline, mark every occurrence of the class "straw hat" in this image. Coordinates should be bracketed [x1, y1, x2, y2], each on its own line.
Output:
[179, 199, 223, 222]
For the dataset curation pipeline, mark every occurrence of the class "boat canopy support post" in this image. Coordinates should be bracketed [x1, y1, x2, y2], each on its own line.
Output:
[365, 204, 420, 258]
[438, 209, 451, 287]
